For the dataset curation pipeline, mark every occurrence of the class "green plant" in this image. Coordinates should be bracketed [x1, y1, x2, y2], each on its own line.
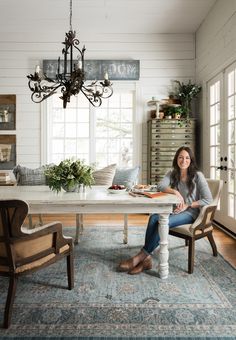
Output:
[44, 158, 95, 193]
[174, 80, 201, 118]
[164, 105, 186, 118]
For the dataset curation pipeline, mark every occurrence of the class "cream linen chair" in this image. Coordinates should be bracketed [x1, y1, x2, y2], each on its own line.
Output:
[169, 179, 223, 274]
[0, 199, 74, 328]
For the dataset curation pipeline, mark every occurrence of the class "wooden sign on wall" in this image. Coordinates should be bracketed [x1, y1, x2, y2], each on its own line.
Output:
[43, 60, 140, 81]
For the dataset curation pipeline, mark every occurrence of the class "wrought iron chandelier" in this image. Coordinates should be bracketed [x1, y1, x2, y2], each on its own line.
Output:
[27, 0, 113, 109]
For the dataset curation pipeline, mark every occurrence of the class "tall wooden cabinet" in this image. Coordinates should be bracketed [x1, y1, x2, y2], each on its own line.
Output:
[147, 119, 195, 184]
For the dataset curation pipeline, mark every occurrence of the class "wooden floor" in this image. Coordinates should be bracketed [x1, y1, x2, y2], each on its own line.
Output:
[29, 213, 236, 268]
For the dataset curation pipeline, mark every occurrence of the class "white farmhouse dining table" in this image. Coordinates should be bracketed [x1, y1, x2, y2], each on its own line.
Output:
[0, 185, 179, 279]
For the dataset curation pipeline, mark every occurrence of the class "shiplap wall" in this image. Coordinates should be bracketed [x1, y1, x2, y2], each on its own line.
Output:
[0, 15, 195, 182]
[195, 0, 236, 172]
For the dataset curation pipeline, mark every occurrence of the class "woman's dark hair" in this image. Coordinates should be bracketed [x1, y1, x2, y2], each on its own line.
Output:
[170, 146, 198, 195]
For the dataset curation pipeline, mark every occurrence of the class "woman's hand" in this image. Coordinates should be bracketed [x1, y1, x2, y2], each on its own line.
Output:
[174, 203, 189, 214]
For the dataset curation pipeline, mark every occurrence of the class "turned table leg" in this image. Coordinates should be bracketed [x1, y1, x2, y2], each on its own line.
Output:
[75, 213, 84, 244]
[158, 213, 169, 279]
[123, 214, 128, 244]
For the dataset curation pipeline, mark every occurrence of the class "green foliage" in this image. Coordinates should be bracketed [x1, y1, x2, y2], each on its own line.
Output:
[174, 80, 202, 101]
[164, 105, 186, 118]
[44, 158, 95, 193]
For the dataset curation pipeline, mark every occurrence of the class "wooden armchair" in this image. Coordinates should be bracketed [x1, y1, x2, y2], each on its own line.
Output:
[169, 179, 223, 274]
[0, 199, 74, 328]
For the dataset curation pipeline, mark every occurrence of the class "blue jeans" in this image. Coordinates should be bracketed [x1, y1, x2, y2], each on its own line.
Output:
[142, 211, 195, 254]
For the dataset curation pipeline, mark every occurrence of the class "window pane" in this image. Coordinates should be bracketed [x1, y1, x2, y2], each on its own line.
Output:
[109, 109, 120, 122]
[109, 93, 120, 107]
[77, 139, 89, 154]
[52, 109, 64, 122]
[65, 109, 77, 122]
[96, 139, 108, 153]
[96, 122, 108, 137]
[121, 109, 133, 122]
[228, 170, 234, 192]
[216, 81, 220, 102]
[228, 71, 235, 96]
[228, 121, 235, 144]
[210, 85, 215, 105]
[77, 109, 89, 122]
[228, 96, 234, 119]
[210, 126, 216, 145]
[77, 123, 89, 137]
[65, 124, 76, 137]
[121, 93, 133, 106]
[53, 124, 64, 137]
[216, 103, 220, 124]
[65, 139, 76, 153]
[228, 193, 235, 218]
[210, 106, 215, 125]
[96, 109, 108, 120]
[52, 139, 64, 153]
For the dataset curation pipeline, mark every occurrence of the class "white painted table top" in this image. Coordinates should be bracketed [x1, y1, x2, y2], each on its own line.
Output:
[0, 185, 179, 204]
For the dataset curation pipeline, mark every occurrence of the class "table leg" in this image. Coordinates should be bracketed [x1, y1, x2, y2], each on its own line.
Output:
[158, 213, 169, 279]
[75, 213, 84, 244]
[123, 214, 128, 244]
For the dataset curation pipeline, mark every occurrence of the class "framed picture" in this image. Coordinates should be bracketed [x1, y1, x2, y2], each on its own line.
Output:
[0, 95, 16, 130]
[0, 135, 16, 170]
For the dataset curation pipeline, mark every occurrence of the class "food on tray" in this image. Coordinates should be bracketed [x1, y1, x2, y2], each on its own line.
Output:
[108, 184, 126, 190]
[134, 184, 151, 190]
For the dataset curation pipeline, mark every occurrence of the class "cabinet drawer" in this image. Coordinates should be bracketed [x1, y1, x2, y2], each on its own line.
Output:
[152, 127, 194, 134]
[152, 133, 194, 140]
[151, 140, 193, 147]
[151, 160, 172, 167]
[151, 167, 169, 175]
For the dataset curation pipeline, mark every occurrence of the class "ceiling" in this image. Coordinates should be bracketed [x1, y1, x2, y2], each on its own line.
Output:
[0, 0, 217, 35]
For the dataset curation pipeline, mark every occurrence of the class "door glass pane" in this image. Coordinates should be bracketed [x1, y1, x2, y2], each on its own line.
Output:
[228, 193, 234, 218]
[228, 121, 235, 144]
[228, 96, 234, 119]
[228, 71, 235, 96]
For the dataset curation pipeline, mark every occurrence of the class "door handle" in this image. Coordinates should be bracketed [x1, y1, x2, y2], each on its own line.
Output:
[217, 166, 227, 170]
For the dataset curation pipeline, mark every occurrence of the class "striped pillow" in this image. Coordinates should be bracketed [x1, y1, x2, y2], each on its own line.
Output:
[92, 164, 117, 186]
[13, 164, 53, 186]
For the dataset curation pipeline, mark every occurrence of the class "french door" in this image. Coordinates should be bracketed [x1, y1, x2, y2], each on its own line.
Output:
[207, 63, 236, 234]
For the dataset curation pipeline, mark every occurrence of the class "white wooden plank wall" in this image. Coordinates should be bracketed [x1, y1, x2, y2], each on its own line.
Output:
[0, 7, 195, 182]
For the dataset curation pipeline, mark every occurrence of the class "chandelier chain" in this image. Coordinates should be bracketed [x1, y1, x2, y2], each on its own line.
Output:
[69, 0, 72, 31]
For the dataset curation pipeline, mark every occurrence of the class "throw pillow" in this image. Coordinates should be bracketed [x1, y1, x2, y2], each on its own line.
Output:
[13, 164, 52, 186]
[92, 164, 117, 186]
[112, 166, 140, 188]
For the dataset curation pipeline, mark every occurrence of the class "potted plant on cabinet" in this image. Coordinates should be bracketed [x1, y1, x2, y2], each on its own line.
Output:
[44, 158, 95, 193]
[174, 80, 202, 119]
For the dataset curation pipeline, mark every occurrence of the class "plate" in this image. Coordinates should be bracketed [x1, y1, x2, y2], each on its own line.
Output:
[107, 188, 127, 194]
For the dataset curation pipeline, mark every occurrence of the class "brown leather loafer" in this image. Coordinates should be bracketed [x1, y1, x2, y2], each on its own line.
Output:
[128, 257, 152, 275]
[118, 258, 135, 272]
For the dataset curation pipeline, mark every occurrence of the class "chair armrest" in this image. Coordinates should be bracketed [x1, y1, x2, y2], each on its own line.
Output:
[189, 205, 217, 234]
[16, 221, 73, 249]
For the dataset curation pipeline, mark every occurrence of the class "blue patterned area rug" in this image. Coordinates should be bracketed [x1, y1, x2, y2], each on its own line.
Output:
[0, 226, 235, 340]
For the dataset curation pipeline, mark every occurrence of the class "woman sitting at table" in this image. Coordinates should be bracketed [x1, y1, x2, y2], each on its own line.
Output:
[118, 146, 213, 275]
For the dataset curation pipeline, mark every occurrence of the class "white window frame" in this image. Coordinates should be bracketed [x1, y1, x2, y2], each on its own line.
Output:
[41, 82, 142, 168]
